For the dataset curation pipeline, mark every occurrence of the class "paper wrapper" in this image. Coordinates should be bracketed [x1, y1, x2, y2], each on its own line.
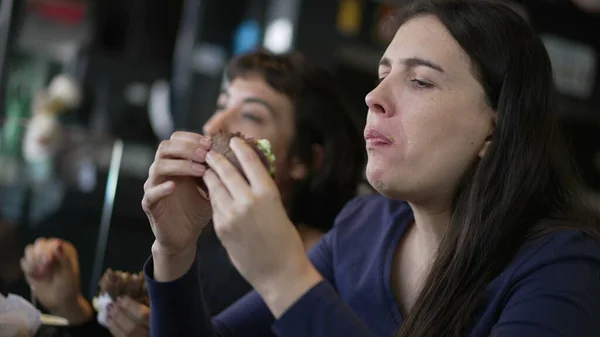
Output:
[0, 293, 40, 337]
[0, 294, 69, 337]
[92, 293, 113, 329]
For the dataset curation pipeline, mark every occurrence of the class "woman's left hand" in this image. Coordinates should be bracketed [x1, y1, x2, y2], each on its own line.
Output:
[203, 137, 323, 317]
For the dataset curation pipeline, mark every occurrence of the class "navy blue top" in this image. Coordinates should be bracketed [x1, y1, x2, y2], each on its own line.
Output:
[144, 194, 600, 337]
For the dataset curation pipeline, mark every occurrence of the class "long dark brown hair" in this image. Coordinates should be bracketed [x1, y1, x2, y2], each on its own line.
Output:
[390, 1, 600, 337]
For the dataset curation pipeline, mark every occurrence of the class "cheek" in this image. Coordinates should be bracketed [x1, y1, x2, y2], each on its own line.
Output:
[273, 145, 288, 170]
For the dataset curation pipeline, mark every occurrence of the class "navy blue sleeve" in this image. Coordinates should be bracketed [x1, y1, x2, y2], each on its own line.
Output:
[145, 233, 342, 337]
[144, 230, 340, 337]
[145, 196, 372, 337]
[491, 235, 600, 337]
[271, 281, 377, 337]
[145, 256, 219, 337]
[268, 197, 380, 337]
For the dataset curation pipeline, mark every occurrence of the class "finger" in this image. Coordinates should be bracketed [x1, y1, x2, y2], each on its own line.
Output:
[144, 159, 206, 191]
[37, 239, 52, 273]
[28, 243, 46, 278]
[107, 318, 127, 337]
[145, 159, 206, 192]
[37, 241, 59, 275]
[156, 138, 209, 162]
[205, 150, 252, 201]
[117, 297, 150, 328]
[150, 158, 207, 180]
[23, 244, 35, 274]
[45, 239, 62, 263]
[141, 181, 175, 211]
[170, 131, 212, 149]
[230, 137, 276, 192]
[203, 169, 232, 215]
[20, 257, 33, 279]
[33, 238, 46, 259]
[51, 241, 67, 265]
[50, 240, 79, 273]
[108, 306, 139, 336]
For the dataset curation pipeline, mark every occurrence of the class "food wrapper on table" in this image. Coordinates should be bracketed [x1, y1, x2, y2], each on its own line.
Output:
[0, 293, 69, 337]
[0, 293, 40, 337]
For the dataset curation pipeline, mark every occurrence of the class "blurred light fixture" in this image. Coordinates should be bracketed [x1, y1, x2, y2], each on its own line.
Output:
[262, 0, 299, 54]
[264, 18, 293, 53]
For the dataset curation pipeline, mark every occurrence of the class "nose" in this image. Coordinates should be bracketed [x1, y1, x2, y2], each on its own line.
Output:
[203, 111, 231, 136]
[365, 85, 391, 117]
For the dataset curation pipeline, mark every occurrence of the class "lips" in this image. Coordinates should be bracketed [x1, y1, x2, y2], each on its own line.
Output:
[364, 128, 393, 146]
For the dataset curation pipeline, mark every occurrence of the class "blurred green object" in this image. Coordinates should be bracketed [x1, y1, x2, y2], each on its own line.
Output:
[1, 86, 30, 157]
[0, 54, 48, 183]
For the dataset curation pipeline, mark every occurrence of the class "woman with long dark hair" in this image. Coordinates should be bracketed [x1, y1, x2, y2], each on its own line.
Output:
[141, 1, 600, 336]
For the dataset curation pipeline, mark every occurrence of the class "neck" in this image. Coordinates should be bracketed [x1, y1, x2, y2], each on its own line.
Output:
[408, 199, 452, 251]
[296, 224, 324, 252]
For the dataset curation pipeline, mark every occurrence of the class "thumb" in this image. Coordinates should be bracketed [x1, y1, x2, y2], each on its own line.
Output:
[53, 243, 76, 273]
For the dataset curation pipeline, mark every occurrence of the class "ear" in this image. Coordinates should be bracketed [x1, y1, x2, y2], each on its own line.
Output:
[478, 112, 496, 159]
[289, 144, 325, 180]
[288, 156, 308, 180]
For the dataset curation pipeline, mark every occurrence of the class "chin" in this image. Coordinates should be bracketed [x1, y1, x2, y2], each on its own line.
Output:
[366, 166, 412, 200]
[366, 173, 398, 200]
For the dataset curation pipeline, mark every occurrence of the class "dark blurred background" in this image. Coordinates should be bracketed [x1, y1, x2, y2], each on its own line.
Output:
[0, 0, 598, 301]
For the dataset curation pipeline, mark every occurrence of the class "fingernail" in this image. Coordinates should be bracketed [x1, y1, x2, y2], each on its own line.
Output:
[194, 148, 206, 161]
[206, 151, 214, 161]
[163, 181, 174, 191]
[199, 137, 211, 147]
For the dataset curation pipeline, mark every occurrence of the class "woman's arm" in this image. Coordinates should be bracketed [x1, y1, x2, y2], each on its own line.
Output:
[491, 236, 600, 337]
[146, 247, 224, 337]
[145, 210, 361, 337]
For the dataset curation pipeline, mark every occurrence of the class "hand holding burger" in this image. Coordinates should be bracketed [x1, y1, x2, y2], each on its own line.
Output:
[144, 131, 276, 283]
[203, 136, 321, 319]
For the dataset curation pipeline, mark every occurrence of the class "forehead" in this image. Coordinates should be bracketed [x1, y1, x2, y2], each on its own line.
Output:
[226, 75, 291, 107]
[383, 15, 473, 78]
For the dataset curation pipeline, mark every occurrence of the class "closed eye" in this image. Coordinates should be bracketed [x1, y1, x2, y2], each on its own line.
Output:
[242, 113, 264, 124]
[411, 79, 434, 89]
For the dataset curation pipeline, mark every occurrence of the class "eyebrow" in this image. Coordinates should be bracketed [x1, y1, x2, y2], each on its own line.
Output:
[379, 56, 446, 73]
[219, 90, 278, 117]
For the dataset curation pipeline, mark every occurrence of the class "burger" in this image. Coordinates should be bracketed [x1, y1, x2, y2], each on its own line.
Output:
[92, 269, 148, 327]
[209, 132, 276, 177]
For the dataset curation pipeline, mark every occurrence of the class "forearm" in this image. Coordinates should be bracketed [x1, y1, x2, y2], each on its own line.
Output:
[151, 241, 197, 282]
[255, 260, 323, 319]
[271, 281, 378, 337]
[145, 254, 221, 336]
[49, 295, 94, 326]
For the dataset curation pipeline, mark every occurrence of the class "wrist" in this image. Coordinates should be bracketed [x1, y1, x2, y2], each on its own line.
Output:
[256, 260, 323, 319]
[51, 295, 93, 326]
[152, 241, 197, 282]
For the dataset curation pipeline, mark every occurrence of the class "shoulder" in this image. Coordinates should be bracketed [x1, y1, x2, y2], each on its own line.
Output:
[512, 230, 600, 272]
[490, 231, 600, 336]
[504, 230, 600, 293]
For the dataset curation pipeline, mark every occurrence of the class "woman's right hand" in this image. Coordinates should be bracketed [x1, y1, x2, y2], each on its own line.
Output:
[142, 132, 212, 280]
[20, 238, 93, 325]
